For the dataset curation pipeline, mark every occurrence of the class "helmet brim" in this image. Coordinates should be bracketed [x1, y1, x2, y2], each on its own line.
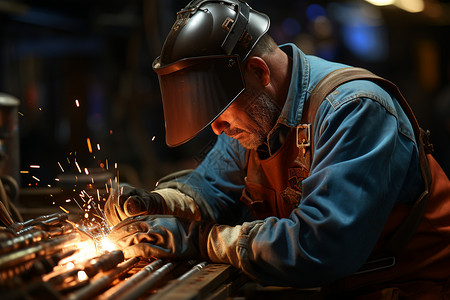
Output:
[153, 55, 245, 147]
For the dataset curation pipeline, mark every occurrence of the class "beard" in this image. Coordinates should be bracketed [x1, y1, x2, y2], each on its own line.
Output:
[225, 88, 281, 150]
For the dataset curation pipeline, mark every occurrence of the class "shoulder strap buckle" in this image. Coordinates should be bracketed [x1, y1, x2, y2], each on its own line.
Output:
[296, 124, 311, 154]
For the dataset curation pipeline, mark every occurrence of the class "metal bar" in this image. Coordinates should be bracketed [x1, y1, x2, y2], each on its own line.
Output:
[150, 264, 238, 300]
[146, 261, 208, 300]
[0, 232, 79, 270]
[115, 261, 175, 300]
[66, 257, 140, 300]
[99, 259, 165, 300]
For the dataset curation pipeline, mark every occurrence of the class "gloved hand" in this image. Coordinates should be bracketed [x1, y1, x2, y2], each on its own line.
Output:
[108, 215, 212, 260]
[104, 186, 165, 227]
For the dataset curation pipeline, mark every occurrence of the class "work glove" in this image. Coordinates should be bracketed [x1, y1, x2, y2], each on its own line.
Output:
[104, 186, 165, 227]
[108, 215, 212, 260]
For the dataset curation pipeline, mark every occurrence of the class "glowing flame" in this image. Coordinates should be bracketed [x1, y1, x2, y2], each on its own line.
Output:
[100, 237, 116, 252]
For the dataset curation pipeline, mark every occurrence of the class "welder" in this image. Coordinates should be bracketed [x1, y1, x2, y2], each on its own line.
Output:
[105, 0, 450, 298]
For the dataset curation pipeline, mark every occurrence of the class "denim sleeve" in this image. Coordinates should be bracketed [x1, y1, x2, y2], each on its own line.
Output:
[173, 134, 253, 225]
[237, 96, 422, 287]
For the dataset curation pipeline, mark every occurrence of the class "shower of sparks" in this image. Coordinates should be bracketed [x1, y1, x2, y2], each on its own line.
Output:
[48, 146, 119, 256]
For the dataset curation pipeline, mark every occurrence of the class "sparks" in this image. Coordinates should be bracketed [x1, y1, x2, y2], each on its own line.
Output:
[84, 168, 89, 175]
[97, 144, 101, 151]
[30, 165, 40, 168]
[75, 161, 82, 173]
[58, 162, 65, 172]
[18, 112, 24, 116]
[20, 171, 29, 174]
[75, 99, 80, 107]
[59, 206, 69, 214]
[32, 176, 40, 182]
[86, 138, 93, 153]
[152, 136, 156, 141]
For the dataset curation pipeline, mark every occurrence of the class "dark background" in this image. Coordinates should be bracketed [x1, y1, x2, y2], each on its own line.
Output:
[0, 0, 449, 206]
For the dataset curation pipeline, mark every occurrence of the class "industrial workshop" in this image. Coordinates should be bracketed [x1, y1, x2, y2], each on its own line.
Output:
[1, 0, 450, 299]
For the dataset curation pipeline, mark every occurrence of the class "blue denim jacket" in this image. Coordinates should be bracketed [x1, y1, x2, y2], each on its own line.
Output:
[175, 44, 424, 287]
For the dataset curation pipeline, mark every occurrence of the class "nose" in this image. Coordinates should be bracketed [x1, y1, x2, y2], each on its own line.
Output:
[211, 115, 229, 135]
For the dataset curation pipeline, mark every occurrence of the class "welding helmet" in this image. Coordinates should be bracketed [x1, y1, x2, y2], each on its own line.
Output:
[153, 0, 270, 147]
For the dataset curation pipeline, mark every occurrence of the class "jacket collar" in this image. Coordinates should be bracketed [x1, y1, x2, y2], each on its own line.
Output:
[265, 44, 310, 148]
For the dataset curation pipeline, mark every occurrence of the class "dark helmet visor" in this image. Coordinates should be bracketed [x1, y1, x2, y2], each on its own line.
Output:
[153, 55, 245, 147]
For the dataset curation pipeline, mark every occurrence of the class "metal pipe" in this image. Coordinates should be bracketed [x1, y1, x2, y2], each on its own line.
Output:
[0, 232, 79, 270]
[66, 257, 140, 300]
[83, 250, 125, 278]
[146, 261, 208, 300]
[115, 261, 175, 300]
[0, 230, 48, 255]
[99, 259, 164, 300]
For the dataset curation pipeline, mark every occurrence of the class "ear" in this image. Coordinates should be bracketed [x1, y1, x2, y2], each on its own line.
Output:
[244, 56, 271, 87]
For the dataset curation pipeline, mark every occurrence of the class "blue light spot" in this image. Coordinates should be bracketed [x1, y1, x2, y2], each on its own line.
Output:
[306, 4, 326, 21]
[341, 24, 388, 61]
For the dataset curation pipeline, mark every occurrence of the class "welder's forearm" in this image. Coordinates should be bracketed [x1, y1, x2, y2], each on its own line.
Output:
[152, 188, 203, 221]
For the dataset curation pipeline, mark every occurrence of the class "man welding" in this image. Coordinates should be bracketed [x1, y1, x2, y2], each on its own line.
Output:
[105, 0, 450, 298]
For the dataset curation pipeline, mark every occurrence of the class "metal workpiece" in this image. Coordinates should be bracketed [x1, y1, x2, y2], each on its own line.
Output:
[1, 213, 250, 300]
[0, 232, 80, 270]
[83, 249, 125, 277]
[147, 264, 243, 300]
[99, 259, 165, 299]
[66, 257, 140, 300]
[9, 212, 69, 232]
[113, 261, 176, 300]
[146, 261, 208, 299]
[0, 230, 49, 255]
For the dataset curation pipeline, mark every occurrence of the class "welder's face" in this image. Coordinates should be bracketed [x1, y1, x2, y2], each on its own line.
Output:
[211, 86, 281, 150]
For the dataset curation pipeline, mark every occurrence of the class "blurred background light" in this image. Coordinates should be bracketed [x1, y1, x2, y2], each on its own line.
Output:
[328, 2, 388, 62]
[365, 0, 425, 13]
[306, 4, 326, 21]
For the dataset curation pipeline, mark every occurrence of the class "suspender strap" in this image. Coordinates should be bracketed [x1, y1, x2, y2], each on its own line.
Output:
[305, 67, 432, 255]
